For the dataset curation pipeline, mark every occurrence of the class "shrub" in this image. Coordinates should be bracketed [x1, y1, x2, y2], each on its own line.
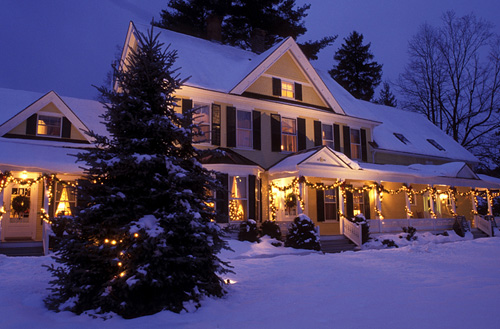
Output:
[238, 219, 260, 243]
[382, 239, 399, 248]
[350, 214, 370, 244]
[284, 214, 321, 251]
[260, 220, 282, 240]
[402, 226, 417, 241]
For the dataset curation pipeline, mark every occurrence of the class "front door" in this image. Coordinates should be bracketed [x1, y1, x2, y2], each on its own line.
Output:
[2, 183, 39, 241]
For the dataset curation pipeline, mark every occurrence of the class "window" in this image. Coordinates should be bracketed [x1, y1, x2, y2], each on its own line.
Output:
[10, 187, 30, 223]
[394, 133, 410, 145]
[281, 81, 294, 98]
[193, 104, 210, 143]
[350, 128, 361, 160]
[37, 114, 62, 137]
[229, 176, 247, 221]
[284, 192, 297, 217]
[427, 139, 445, 151]
[322, 124, 334, 148]
[281, 117, 297, 152]
[236, 110, 252, 148]
[325, 188, 337, 221]
[353, 191, 364, 216]
[55, 183, 77, 216]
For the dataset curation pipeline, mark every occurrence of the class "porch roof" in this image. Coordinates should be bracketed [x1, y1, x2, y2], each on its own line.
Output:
[268, 147, 500, 189]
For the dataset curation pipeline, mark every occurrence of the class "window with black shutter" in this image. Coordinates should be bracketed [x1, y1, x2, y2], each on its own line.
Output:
[211, 104, 221, 146]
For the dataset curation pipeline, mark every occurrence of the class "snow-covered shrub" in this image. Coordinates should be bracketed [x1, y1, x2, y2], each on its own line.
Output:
[260, 220, 282, 240]
[49, 215, 76, 252]
[238, 219, 260, 243]
[401, 226, 417, 241]
[349, 214, 370, 244]
[382, 239, 398, 248]
[285, 214, 321, 251]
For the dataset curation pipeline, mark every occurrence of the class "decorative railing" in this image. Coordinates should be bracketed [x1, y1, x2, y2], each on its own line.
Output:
[341, 217, 362, 247]
[368, 217, 455, 233]
[477, 215, 494, 237]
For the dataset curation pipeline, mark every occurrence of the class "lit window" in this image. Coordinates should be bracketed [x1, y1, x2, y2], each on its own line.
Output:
[394, 133, 410, 145]
[353, 191, 364, 216]
[229, 176, 247, 221]
[427, 139, 445, 151]
[285, 193, 297, 217]
[325, 188, 337, 221]
[55, 183, 77, 216]
[281, 117, 297, 152]
[37, 115, 62, 137]
[350, 128, 361, 160]
[237, 110, 252, 148]
[322, 124, 334, 148]
[281, 81, 294, 98]
[193, 104, 210, 143]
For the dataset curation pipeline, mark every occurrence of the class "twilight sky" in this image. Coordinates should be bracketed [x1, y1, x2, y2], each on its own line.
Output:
[1, 0, 499, 100]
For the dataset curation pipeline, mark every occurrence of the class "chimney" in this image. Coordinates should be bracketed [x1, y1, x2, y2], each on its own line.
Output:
[251, 28, 266, 54]
[206, 15, 222, 42]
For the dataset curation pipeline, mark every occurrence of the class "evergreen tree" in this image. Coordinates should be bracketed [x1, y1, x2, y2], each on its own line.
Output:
[329, 31, 382, 101]
[155, 0, 335, 60]
[45, 29, 229, 318]
[375, 82, 397, 107]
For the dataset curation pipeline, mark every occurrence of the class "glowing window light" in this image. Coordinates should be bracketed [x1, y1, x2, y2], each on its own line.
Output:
[55, 186, 72, 216]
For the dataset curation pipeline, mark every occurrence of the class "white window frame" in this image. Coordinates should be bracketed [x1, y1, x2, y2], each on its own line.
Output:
[322, 124, 334, 148]
[36, 112, 62, 138]
[192, 103, 211, 144]
[281, 117, 297, 153]
[236, 109, 252, 149]
[350, 128, 362, 160]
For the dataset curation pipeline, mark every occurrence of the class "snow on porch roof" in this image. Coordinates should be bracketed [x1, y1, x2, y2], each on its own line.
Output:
[268, 146, 499, 189]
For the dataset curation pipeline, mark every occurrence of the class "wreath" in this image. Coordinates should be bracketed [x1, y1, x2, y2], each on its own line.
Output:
[285, 193, 297, 209]
[11, 195, 30, 216]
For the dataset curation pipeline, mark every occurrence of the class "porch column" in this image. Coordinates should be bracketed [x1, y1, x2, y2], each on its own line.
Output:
[42, 178, 51, 256]
[404, 189, 411, 220]
[297, 182, 303, 215]
[471, 191, 478, 227]
[427, 187, 436, 218]
[374, 186, 383, 220]
[486, 190, 493, 216]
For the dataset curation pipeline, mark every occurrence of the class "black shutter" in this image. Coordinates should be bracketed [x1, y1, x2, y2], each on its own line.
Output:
[343, 125, 351, 158]
[316, 188, 325, 222]
[61, 117, 71, 138]
[226, 106, 236, 147]
[216, 173, 229, 223]
[248, 175, 256, 220]
[345, 188, 354, 220]
[182, 99, 193, 119]
[211, 104, 221, 146]
[252, 110, 261, 150]
[271, 113, 281, 152]
[26, 114, 37, 135]
[294, 82, 302, 101]
[314, 120, 322, 146]
[363, 190, 371, 219]
[333, 124, 341, 152]
[297, 117, 306, 151]
[360, 128, 367, 162]
[272, 77, 282, 96]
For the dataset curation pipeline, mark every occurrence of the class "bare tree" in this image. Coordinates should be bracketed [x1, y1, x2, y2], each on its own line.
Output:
[398, 11, 500, 160]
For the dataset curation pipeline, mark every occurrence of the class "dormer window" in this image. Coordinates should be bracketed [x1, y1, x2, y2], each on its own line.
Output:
[37, 114, 62, 137]
[272, 77, 303, 101]
[394, 133, 410, 145]
[427, 139, 445, 151]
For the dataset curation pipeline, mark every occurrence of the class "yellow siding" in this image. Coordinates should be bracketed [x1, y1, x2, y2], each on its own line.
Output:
[381, 182, 407, 219]
[266, 52, 308, 83]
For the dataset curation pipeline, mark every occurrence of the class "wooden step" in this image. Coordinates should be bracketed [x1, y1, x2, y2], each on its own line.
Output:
[471, 228, 489, 239]
[0, 242, 44, 257]
[321, 236, 358, 253]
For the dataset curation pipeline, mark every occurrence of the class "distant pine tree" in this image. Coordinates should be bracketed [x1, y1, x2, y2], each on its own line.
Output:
[155, 0, 335, 60]
[329, 31, 382, 101]
[375, 82, 397, 107]
[45, 28, 229, 319]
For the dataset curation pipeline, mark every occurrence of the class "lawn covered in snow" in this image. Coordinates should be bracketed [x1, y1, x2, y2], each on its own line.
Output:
[1, 234, 499, 329]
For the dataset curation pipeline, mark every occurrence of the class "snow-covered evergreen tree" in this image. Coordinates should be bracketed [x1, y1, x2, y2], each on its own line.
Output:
[45, 29, 229, 318]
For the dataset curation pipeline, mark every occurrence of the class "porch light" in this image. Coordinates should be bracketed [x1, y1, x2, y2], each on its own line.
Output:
[439, 194, 448, 201]
[21, 171, 28, 180]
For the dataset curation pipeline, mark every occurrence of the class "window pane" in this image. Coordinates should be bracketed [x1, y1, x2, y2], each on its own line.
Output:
[237, 110, 251, 129]
[282, 134, 297, 152]
[351, 129, 360, 144]
[230, 176, 247, 199]
[353, 191, 364, 216]
[37, 115, 61, 136]
[229, 199, 247, 221]
[325, 204, 337, 220]
[282, 118, 296, 134]
[193, 104, 210, 143]
[237, 130, 252, 148]
[322, 124, 333, 140]
[281, 81, 294, 98]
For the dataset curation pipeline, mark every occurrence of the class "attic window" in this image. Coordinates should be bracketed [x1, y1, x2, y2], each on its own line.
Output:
[427, 139, 445, 151]
[272, 77, 303, 101]
[394, 133, 410, 145]
[37, 114, 62, 137]
[281, 81, 294, 98]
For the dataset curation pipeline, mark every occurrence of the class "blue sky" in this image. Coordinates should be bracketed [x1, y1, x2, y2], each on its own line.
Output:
[1, 0, 499, 100]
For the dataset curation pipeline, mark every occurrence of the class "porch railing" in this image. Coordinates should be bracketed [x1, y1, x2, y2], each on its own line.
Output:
[341, 217, 362, 247]
[368, 217, 456, 233]
[476, 215, 497, 237]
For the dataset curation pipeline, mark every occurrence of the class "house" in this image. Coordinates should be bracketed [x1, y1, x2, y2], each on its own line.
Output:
[1, 22, 499, 251]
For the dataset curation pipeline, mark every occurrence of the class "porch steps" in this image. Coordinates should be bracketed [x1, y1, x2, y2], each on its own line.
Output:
[0, 242, 44, 257]
[471, 228, 489, 239]
[321, 235, 358, 253]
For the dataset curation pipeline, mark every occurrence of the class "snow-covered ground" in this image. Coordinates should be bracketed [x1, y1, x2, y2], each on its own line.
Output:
[1, 234, 499, 329]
